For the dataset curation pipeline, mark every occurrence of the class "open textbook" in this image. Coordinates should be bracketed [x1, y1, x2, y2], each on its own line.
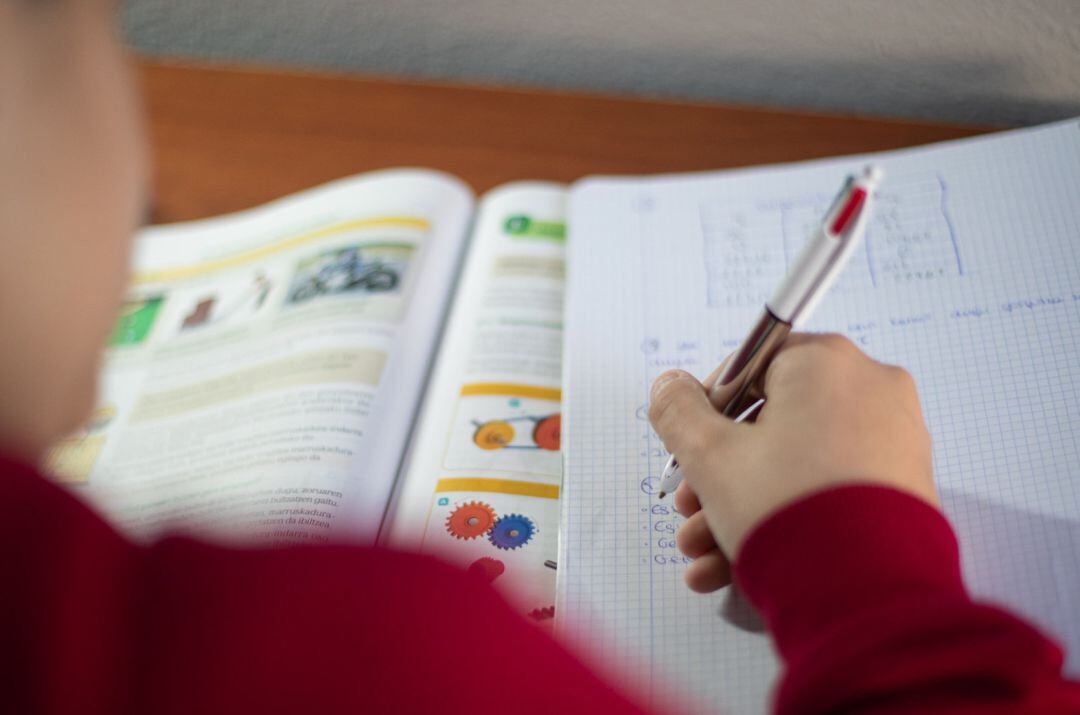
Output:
[558, 118, 1080, 713]
[48, 170, 568, 620]
[48, 119, 1080, 703]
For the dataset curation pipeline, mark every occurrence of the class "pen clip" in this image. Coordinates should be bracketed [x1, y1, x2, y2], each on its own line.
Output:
[822, 174, 855, 228]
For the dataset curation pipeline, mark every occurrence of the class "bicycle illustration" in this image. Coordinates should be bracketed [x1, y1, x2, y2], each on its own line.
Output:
[287, 246, 404, 305]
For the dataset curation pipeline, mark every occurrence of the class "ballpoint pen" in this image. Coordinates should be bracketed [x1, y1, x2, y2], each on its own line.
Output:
[657, 165, 883, 499]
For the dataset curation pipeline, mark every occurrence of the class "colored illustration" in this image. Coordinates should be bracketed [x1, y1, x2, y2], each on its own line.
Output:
[109, 296, 164, 347]
[286, 243, 411, 306]
[179, 272, 272, 332]
[528, 606, 555, 622]
[489, 514, 536, 550]
[445, 501, 497, 540]
[503, 214, 566, 242]
[467, 557, 506, 584]
[473, 413, 560, 451]
[44, 404, 117, 484]
[181, 298, 215, 329]
[424, 478, 558, 617]
[441, 501, 537, 552]
[445, 384, 562, 476]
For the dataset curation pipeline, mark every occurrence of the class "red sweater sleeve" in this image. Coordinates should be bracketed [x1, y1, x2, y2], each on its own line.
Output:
[0, 455, 648, 715]
[5, 453, 1078, 715]
[734, 485, 1080, 714]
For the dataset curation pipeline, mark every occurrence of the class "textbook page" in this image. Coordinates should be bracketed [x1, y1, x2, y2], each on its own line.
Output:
[559, 120, 1080, 713]
[387, 183, 567, 623]
[46, 169, 474, 544]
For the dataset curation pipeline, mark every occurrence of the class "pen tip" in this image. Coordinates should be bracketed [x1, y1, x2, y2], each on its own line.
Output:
[658, 491, 667, 499]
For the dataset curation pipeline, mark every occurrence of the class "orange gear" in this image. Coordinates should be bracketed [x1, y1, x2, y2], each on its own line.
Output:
[474, 420, 514, 450]
[445, 501, 497, 539]
[533, 414, 561, 451]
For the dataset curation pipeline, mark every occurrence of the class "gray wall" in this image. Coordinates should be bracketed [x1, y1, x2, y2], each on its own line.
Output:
[122, 0, 1080, 127]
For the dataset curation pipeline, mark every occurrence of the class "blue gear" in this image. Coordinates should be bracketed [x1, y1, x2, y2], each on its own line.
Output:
[489, 514, 536, 550]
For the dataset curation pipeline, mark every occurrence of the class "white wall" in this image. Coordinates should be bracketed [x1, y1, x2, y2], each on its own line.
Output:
[122, 0, 1080, 126]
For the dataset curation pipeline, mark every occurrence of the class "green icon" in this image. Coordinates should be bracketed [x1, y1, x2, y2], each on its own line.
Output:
[109, 296, 164, 347]
[505, 215, 531, 234]
[503, 215, 565, 242]
[438, 497, 449, 506]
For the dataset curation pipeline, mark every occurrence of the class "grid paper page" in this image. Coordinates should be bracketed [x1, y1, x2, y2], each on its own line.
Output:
[558, 119, 1080, 714]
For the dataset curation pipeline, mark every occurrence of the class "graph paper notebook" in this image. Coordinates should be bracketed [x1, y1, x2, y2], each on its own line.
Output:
[558, 119, 1080, 714]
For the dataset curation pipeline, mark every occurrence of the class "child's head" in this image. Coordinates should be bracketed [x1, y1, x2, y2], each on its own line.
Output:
[0, 1, 146, 462]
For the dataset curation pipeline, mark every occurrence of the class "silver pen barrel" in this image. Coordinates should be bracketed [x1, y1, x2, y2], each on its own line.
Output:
[709, 309, 792, 419]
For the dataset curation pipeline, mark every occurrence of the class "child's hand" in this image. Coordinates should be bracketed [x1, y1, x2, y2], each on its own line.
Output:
[648, 333, 938, 593]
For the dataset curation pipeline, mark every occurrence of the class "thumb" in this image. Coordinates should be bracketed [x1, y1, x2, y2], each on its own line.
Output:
[649, 370, 732, 460]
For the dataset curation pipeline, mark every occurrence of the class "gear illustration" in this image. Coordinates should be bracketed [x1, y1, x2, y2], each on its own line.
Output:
[532, 414, 561, 451]
[446, 501, 497, 540]
[528, 606, 555, 621]
[467, 557, 506, 583]
[488, 513, 535, 550]
[471, 413, 561, 451]
[473, 420, 515, 450]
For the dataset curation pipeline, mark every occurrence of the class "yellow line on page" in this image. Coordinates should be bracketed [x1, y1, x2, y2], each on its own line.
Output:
[132, 216, 430, 284]
[435, 478, 560, 500]
[459, 383, 562, 401]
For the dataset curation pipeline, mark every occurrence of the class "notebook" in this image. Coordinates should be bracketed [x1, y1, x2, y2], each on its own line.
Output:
[558, 119, 1080, 713]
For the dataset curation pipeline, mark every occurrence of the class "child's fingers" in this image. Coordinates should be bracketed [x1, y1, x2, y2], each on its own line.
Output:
[649, 370, 740, 460]
[683, 548, 733, 593]
[673, 481, 700, 517]
[701, 353, 734, 391]
[676, 511, 716, 558]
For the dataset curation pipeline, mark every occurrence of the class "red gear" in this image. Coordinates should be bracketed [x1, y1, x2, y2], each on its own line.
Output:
[445, 501, 497, 540]
[467, 557, 506, 583]
[528, 606, 555, 621]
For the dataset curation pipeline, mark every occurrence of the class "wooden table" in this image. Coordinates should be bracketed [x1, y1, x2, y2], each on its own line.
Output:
[138, 59, 990, 223]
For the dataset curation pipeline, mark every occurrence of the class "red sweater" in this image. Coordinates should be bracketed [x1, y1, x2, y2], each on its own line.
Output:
[2, 454, 1077, 714]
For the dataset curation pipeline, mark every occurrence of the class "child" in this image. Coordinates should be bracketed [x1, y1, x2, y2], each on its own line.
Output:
[1, 2, 1077, 713]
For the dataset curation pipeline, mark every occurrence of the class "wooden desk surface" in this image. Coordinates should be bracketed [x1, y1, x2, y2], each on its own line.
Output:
[139, 59, 989, 223]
